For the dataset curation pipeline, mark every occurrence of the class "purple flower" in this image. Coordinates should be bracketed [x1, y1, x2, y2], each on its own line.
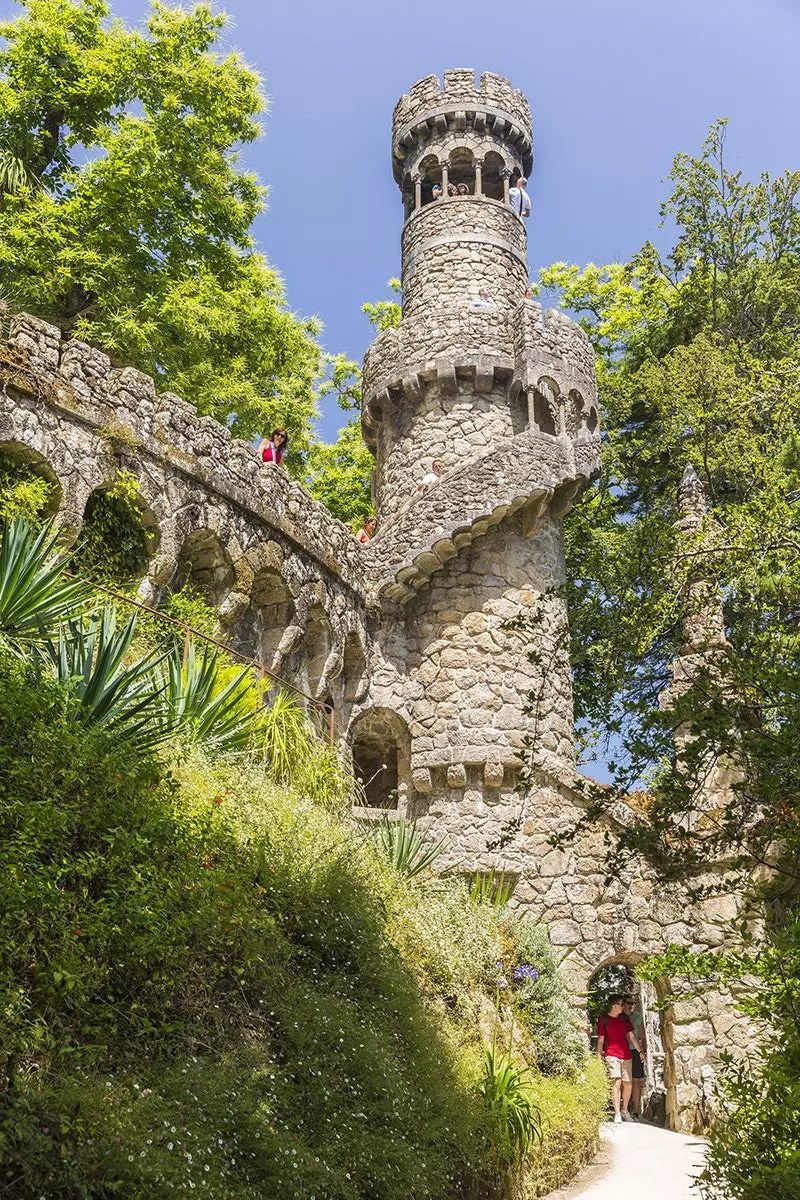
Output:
[513, 963, 539, 983]
[496, 977, 508, 989]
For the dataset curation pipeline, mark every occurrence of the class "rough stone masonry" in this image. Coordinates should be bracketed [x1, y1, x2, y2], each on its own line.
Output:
[0, 68, 757, 1133]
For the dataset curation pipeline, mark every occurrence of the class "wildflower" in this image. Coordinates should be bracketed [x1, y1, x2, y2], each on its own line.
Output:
[496, 977, 508, 989]
[513, 963, 539, 982]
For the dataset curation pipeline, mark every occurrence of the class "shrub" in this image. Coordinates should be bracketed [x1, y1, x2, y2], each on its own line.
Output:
[509, 918, 587, 1077]
[525, 1061, 609, 1196]
[71, 471, 155, 584]
[0, 450, 56, 521]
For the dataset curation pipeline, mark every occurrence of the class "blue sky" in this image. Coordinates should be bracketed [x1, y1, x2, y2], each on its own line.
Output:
[5, 0, 797, 439]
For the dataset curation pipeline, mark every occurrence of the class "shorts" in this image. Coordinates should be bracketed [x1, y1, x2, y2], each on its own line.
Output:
[604, 1056, 633, 1082]
[631, 1049, 645, 1079]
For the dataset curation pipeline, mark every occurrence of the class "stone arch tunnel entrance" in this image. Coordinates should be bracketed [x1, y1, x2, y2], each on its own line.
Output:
[587, 959, 671, 1128]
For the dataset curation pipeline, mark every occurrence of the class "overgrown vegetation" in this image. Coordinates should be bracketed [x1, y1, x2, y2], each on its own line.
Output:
[535, 119, 800, 1195]
[0, 448, 57, 521]
[0, 516, 600, 1198]
[71, 471, 156, 585]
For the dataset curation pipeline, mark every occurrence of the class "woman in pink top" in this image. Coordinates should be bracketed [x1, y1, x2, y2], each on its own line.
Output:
[259, 427, 288, 466]
[356, 516, 377, 544]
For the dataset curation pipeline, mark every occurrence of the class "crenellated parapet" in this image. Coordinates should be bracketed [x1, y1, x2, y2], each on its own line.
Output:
[391, 69, 532, 192]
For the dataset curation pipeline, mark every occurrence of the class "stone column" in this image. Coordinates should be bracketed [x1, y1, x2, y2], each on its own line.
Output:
[502, 169, 511, 204]
[413, 174, 422, 211]
[474, 158, 483, 197]
[441, 164, 449, 197]
[526, 387, 538, 431]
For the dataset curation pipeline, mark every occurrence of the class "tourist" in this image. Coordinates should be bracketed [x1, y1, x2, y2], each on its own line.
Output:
[259, 427, 288, 466]
[418, 460, 443, 492]
[469, 288, 494, 310]
[596, 994, 646, 1124]
[447, 181, 458, 197]
[431, 183, 443, 201]
[456, 182, 470, 195]
[624, 995, 647, 1119]
[524, 285, 535, 299]
[356, 516, 377, 544]
[508, 176, 531, 219]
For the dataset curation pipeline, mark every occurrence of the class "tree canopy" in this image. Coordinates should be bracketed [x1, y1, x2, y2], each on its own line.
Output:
[0, 0, 321, 444]
[536, 120, 800, 1197]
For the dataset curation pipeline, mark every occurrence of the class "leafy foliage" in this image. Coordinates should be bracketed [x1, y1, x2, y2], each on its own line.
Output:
[0, 517, 87, 646]
[71, 471, 155, 584]
[0, 655, 595, 1198]
[161, 640, 255, 753]
[42, 605, 168, 750]
[361, 277, 402, 331]
[0, 0, 321, 443]
[0, 449, 57, 521]
[480, 1046, 542, 1168]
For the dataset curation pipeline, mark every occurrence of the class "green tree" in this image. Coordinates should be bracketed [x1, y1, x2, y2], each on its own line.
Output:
[303, 278, 403, 528]
[0, 0, 321, 444]
[534, 122, 800, 1195]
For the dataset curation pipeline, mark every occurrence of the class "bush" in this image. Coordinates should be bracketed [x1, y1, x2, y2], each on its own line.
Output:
[71, 471, 155, 585]
[0, 657, 547, 1198]
[0, 450, 57, 522]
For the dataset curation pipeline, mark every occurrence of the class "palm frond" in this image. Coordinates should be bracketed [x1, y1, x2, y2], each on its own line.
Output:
[0, 518, 89, 647]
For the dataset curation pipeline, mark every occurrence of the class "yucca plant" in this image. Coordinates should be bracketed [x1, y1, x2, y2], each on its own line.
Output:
[41, 606, 168, 750]
[161, 640, 256, 753]
[0, 518, 89, 648]
[480, 1045, 543, 1167]
[470, 868, 515, 908]
[371, 816, 445, 879]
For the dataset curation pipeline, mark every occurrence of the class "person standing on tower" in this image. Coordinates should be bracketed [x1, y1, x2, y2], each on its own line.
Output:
[508, 176, 531, 219]
[259, 428, 289, 466]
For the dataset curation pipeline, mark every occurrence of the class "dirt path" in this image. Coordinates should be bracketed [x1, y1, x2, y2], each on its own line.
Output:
[545, 1121, 707, 1199]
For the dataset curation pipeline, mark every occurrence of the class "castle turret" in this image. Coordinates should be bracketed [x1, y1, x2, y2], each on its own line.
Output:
[363, 69, 598, 518]
[357, 70, 602, 827]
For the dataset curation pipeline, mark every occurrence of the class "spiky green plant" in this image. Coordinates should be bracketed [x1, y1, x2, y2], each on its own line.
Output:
[0, 148, 40, 198]
[470, 868, 515, 908]
[0, 518, 88, 648]
[254, 690, 316, 780]
[480, 1045, 543, 1167]
[372, 816, 446, 879]
[42, 606, 167, 750]
[161, 641, 256, 753]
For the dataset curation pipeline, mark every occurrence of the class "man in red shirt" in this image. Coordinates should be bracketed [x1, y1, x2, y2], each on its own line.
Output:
[597, 994, 647, 1123]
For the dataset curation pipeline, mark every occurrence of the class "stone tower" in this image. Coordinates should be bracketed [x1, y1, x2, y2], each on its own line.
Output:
[357, 69, 601, 826]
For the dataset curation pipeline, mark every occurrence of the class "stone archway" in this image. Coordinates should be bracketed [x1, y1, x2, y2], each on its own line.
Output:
[348, 707, 411, 811]
[0, 439, 63, 522]
[586, 957, 672, 1128]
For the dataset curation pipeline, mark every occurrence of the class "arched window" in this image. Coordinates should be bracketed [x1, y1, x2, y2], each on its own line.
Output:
[482, 151, 506, 201]
[534, 378, 559, 436]
[349, 708, 410, 810]
[448, 147, 475, 195]
[587, 405, 599, 435]
[235, 566, 296, 669]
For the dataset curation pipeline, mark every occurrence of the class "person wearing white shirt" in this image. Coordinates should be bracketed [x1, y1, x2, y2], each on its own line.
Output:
[508, 177, 531, 219]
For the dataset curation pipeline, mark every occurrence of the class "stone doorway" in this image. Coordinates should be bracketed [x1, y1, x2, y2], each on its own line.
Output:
[587, 960, 671, 1127]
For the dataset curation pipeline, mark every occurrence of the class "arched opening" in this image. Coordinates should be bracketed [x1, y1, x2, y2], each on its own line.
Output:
[417, 154, 442, 207]
[587, 405, 599, 435]
[236, 567, 296, 669]
[172, 528, 234, 608]
[72, 475, 159, 585]
[349, 708, 410, 810]
[0, 441, 62, 523]
[342, 631, 367, 704]
[482, 151, 506, 201]
[567, 389, 585, 438]
[587, 960, 669, 1127]
[447, 147, 474, 195]
[303, 602, 332, 701]
[533, 378, 559, 436]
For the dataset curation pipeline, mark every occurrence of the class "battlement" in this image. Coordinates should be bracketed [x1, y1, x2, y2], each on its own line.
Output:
[392, 69, 533, 185]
